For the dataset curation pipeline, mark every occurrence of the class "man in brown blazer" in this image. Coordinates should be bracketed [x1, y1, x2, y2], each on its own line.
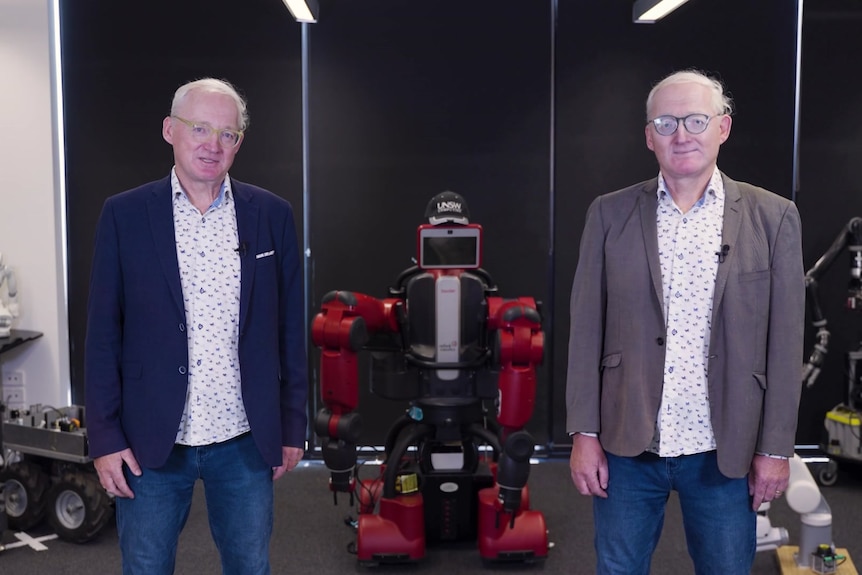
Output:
[566, 69, 804, 575]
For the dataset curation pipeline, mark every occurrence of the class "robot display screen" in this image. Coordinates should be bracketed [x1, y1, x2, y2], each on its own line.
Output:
[418, 225, 482, 269]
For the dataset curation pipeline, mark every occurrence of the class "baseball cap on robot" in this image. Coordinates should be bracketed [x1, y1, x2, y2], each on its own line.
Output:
[425, 191, 471, 225]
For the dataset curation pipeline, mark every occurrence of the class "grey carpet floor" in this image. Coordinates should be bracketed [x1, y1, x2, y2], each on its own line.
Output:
[2, 456, 861, 574]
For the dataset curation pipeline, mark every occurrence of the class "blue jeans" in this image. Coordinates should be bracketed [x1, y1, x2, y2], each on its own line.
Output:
[116, 432, 274, 575]
[594, 451, 755, 575]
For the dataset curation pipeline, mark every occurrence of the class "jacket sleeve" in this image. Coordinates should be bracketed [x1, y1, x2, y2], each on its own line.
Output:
[277, 202, 309, 448]
[565, 196, 607, 435]
[84, 198, 130, 459]
[758, 200, 805, 456]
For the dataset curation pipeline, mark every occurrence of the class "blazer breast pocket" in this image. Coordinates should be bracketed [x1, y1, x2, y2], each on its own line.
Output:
[738, 268, 770, 283]
[734, 268, 769, 309]
[252, 248, 279, 296]
[731, 269, 770, 346]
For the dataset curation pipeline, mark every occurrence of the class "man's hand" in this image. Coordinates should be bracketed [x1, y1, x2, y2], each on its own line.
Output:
[749, 454, 790, 511]
[569, 434, 609, 498]
[94, 448, 141, 499]
[272, 446, 304, 481]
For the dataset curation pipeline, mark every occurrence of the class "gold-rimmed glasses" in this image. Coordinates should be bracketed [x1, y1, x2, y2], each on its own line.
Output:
[171, 116, 244, 148]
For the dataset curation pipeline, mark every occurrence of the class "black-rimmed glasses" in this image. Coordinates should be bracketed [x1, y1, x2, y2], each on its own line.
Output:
[649, 114, 716, 136]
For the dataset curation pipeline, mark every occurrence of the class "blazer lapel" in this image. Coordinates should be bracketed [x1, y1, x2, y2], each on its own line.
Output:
[147, 179, 185, 315]
[639, 179, 664, 309]
[713, 174, 742, 318]
[233, 182, 260, 333]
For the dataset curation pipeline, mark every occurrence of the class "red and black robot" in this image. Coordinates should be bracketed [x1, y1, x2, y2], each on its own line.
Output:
[311, 192, 550, 566]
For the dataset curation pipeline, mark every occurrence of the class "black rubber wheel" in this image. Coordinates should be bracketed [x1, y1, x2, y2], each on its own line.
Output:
[817, 460, 839, 487]
[0, 460, 50, 531]
[46, 471, 114, 543]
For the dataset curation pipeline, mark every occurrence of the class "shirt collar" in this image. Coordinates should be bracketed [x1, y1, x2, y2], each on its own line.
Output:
[656, 167, 724, 207]
[170, 167, 232, 209]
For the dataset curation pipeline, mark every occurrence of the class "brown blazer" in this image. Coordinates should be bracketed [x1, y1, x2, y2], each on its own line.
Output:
[565, 173, 805, 478]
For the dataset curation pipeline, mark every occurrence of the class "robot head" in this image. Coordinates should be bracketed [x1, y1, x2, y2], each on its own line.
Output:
[425, 191, 470, 225]
[418, 192, 482, 270]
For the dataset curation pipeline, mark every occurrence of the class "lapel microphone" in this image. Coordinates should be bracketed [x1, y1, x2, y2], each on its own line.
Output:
[716, 244, 730, 263]
[235, 242, 248, 257]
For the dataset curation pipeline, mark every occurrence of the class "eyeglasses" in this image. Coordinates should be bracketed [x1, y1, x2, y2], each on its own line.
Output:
[171, 116, 244, 148]
[649, 114, 716, 136]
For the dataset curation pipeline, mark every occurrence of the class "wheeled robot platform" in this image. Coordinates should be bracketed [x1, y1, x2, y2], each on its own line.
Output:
[816, 405, 861, 487]
[1, 403, 113, 547]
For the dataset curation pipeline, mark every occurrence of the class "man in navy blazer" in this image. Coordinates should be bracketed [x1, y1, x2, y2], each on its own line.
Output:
[566, 70, 804, 574]
[85, 78, 307, 575]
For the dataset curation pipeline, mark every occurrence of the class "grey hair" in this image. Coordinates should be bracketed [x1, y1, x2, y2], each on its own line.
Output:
[171, 78, 249, 131]
[646, 69, 733, 121]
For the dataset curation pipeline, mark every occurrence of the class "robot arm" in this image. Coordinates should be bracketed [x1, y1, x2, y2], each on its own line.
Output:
[487, 296, 544, 517]
[0, 253, 19, 337]
[311, 290, 401, 503]
[802, 217, 862, 387]
[757, 456, 836, 568]
[488, 297, 544, 433]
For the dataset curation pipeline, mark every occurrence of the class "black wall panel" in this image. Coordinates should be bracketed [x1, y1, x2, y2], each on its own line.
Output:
[796, 1, 862, 444]
[306, 1, 553, 446]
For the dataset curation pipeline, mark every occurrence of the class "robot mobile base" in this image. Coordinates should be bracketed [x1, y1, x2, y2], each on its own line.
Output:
[352, 458, 548, 566]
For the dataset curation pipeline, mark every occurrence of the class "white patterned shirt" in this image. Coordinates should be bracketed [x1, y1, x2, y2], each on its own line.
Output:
[649, 168, 725, 456]
[171, 168, 250, 445]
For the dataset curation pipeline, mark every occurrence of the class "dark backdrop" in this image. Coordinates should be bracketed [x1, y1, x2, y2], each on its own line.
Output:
[62, 0, 859, 449]
[795, 0, 862, 444]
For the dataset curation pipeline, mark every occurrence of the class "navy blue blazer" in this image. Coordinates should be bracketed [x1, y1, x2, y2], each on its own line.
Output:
[84, 176, 308, 469]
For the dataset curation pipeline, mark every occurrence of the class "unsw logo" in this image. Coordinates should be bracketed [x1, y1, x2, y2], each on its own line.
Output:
[436, 201, 462, 213]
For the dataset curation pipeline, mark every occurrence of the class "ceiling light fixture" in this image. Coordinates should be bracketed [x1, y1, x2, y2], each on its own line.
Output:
[282, 0, 319, 23]
[633, 0, 690, 23]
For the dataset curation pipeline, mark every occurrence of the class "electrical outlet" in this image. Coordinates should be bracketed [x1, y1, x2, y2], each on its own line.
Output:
[2, 370, 25, 409]
[4, 387, 25, 409]
[4, 370, 24, 387]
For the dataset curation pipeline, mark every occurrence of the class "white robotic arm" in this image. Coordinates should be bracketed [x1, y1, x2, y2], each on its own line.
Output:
[0, 252, 20, 337]
[756, 455, 834, 568]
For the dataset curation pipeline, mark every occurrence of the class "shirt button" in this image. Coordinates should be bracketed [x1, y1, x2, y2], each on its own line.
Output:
[178, 366, 187, 375]
[656, 337, 665, 346]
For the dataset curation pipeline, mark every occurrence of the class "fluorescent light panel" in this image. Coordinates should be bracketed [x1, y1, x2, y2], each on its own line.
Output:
[633, 0, 690, 23]
[282, 0, 318, 23]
